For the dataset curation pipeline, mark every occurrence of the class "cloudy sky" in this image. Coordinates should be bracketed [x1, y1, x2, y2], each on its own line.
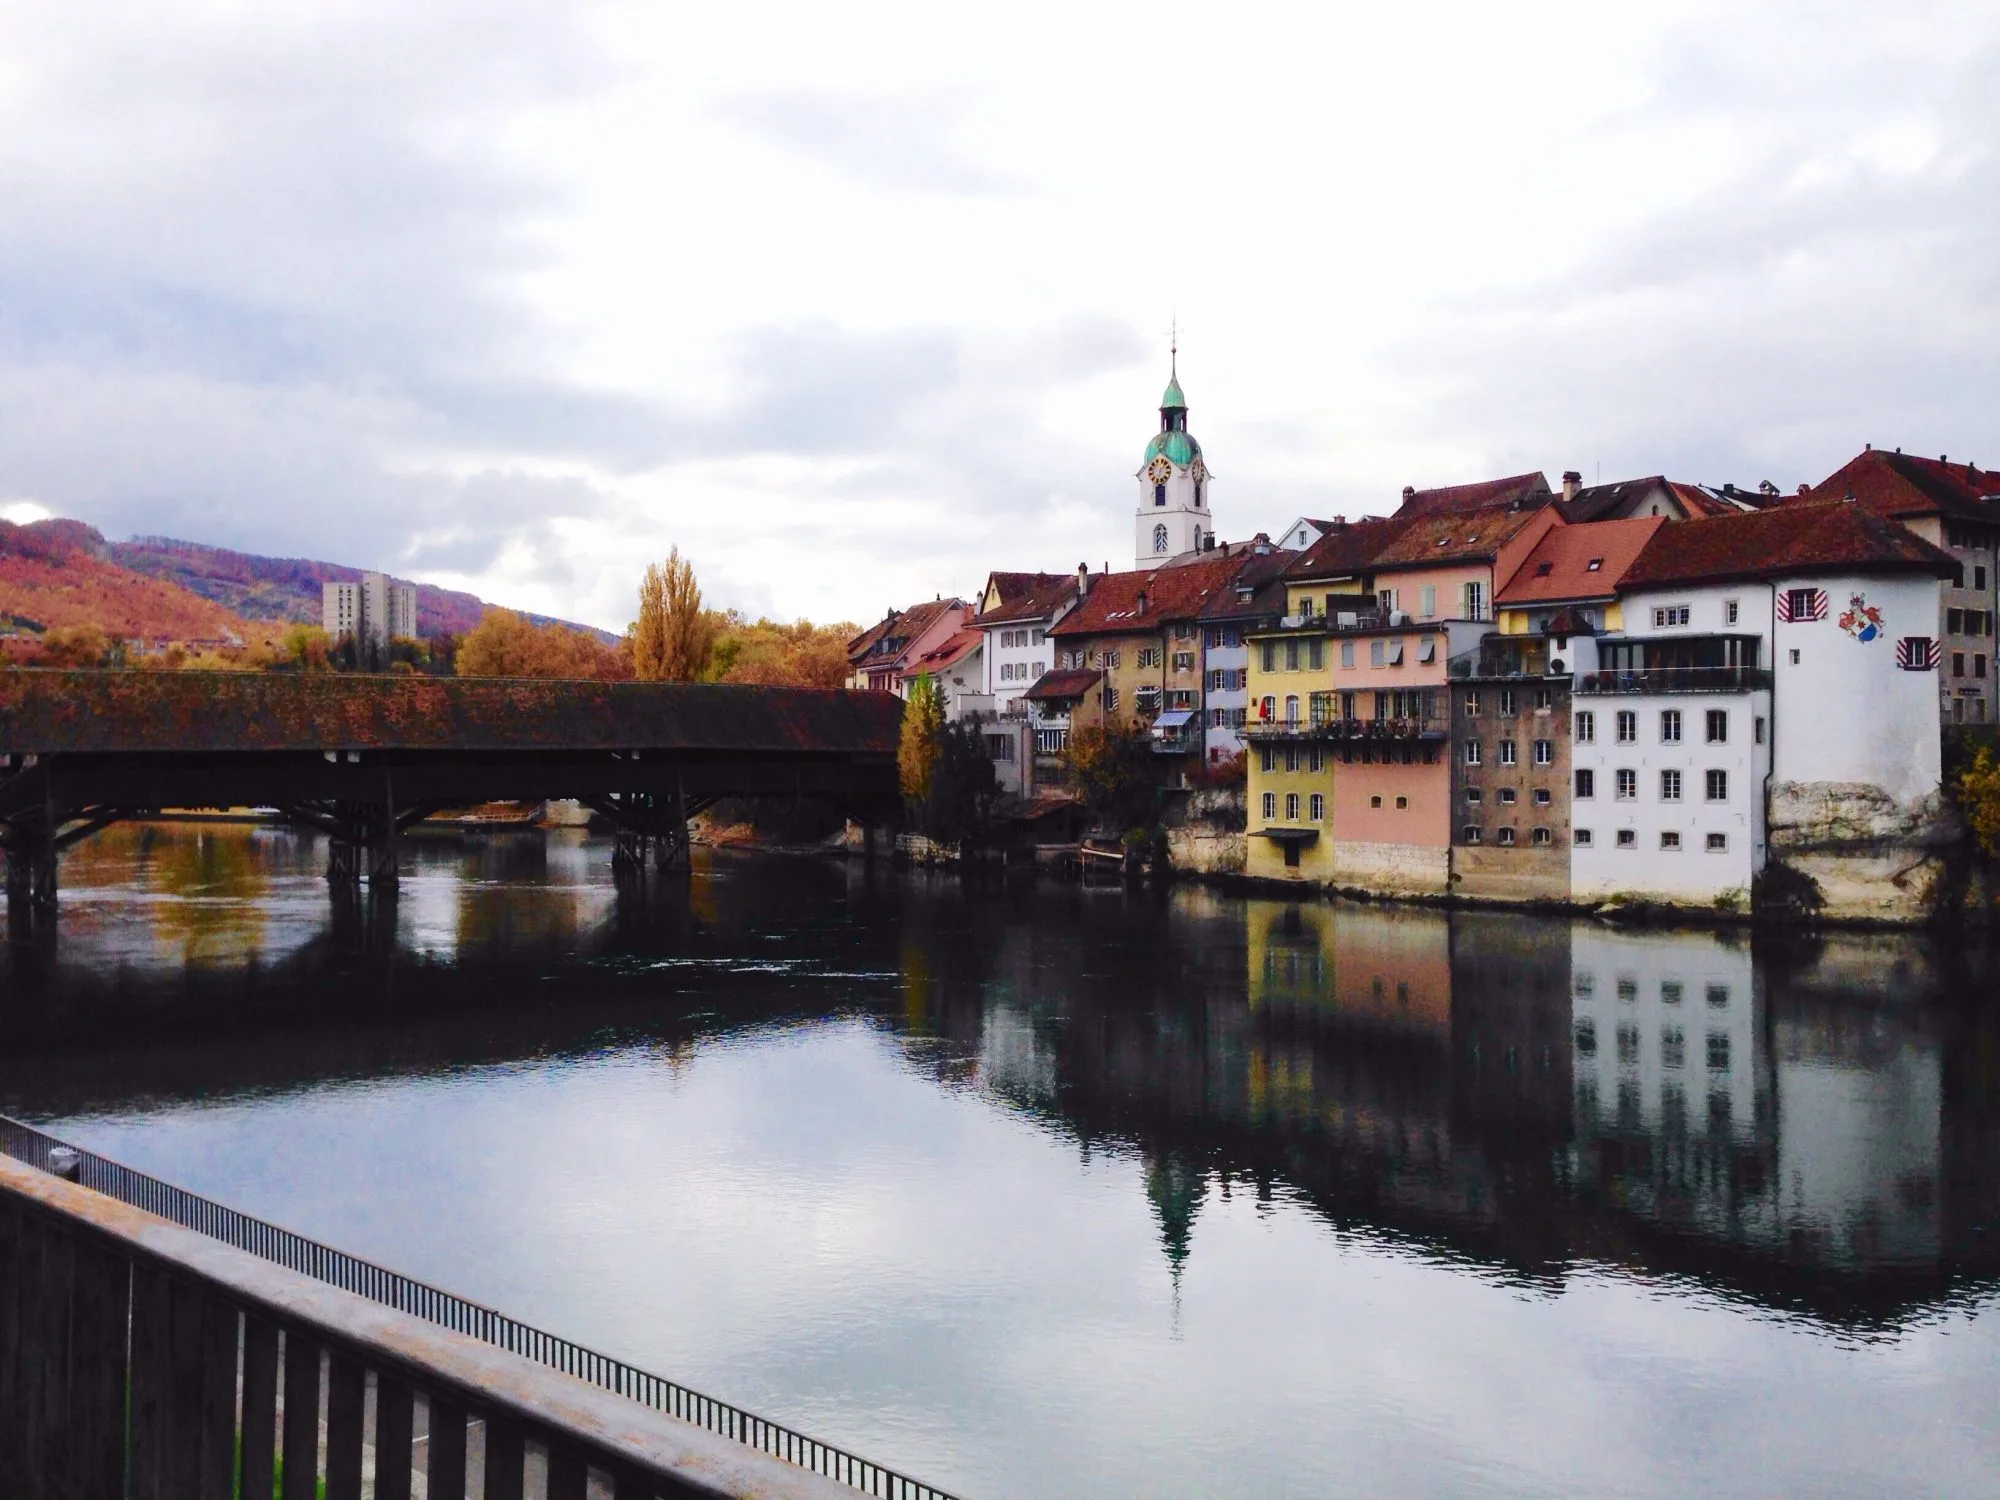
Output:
[2, 1, 1996, 632]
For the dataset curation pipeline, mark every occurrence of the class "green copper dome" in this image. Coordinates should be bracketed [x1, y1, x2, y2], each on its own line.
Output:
[1160, 371, 1187, 410]
[1143, 430, 1202, 467]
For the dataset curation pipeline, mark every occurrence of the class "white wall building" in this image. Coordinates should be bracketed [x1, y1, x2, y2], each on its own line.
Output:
[1571, 584, 1771, 905]
[323, 572, 419, 653]
[986, 623, 1052, 713]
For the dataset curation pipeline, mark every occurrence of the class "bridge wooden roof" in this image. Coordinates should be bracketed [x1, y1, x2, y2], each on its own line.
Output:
[0, 671, 904, 757]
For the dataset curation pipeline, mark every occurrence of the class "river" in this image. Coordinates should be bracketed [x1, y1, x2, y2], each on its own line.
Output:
[1, 823, 1995, 1498]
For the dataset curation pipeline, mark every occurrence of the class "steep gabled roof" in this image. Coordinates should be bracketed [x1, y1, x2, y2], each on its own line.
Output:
[848, 598, 965, 668]
[1201, 551, 1298, 621]
[1283, 515, 1413, 582]
[1368, 502, 1548, 572]
[975, 572, 1079, 626]
[1497, 517, 1666, 606]
[1620, 501, 1958, 589]
[1022, 667, 1102, 702]
[1795, 448, 2000, 526]
[901, 627, 982, 678]
[1047, 554, 1242, 638]
[1396, 472, 1551, 519]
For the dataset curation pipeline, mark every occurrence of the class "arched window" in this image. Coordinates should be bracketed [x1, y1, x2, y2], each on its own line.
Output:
[1285, 793, 1300, 820]
[1194, 482, 1203, 508]
[1153, 484, 1166, 507]
[1153, 523, 1169, 554]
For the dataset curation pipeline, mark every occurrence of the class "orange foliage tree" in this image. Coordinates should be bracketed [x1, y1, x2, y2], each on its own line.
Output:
[455, 610, 632, 681]
[706, 613, 857, 688]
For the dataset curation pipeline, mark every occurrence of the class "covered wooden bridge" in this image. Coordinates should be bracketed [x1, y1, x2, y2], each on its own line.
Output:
[0, 671, 904, 914]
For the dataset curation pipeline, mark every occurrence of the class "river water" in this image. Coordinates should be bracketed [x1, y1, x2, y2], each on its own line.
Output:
[0, 823, 1995, 1498]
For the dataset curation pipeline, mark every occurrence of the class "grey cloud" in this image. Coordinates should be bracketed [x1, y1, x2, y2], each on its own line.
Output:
[723, 93, 1010, 195]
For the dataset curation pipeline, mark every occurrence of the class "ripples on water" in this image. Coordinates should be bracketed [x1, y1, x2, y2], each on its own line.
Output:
[1, 823, 1996, 1499]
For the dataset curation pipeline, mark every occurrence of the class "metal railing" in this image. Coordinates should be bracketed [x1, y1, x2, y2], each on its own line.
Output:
[1241, 714, 1448, 742]
[0, 1115, 957, 1500]
[1574, 666, 1771, 695]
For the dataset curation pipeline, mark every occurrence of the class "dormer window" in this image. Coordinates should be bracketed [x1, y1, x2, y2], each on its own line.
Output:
[1535, 561, 1554, 577]
[1586, 558, 1603, 571]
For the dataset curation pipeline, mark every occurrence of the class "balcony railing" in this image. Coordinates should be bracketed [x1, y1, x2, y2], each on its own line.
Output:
[1242, 713, 1448, 742]
[1574, 666, 1772, 695]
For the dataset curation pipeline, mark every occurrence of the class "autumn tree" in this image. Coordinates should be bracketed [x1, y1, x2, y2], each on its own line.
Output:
[631, 548, 716, 682]
[705, 613, 856, 688]
[898, 676, 945, 807]
[456, 609, 632, 681]
[1062, 722, 1157, 829]
[1958, 745, 2000, 859]
[37, 624, 113, 668]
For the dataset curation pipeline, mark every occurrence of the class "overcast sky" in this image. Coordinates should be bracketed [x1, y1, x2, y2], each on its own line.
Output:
[2, 1, 1996, 631]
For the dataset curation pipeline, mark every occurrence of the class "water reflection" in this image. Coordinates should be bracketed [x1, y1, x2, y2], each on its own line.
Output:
[0, 827, 1995, 1495]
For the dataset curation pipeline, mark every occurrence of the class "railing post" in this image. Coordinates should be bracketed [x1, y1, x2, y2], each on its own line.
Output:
[241, 1315, 281, 1500]
[325, 1351, 366, 1500]
[374, 1374, 416, 1500]
[429, 1394, 469, 1500]
[485, 1414, 527, 1500]
[281, 1333, 321, 1500]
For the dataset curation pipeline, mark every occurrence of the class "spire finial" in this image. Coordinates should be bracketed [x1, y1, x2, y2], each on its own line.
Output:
[1170, 314, 1177, 375]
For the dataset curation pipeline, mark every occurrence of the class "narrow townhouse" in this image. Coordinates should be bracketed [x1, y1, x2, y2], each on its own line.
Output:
[1797, 448, 2000, 725]
[972, 570, 1077, 718]
[1196, 550, 1291, 768]
[1450, 517, 1666, 901]
[845, 598, 971, 694]
[898, 627, 984, 718]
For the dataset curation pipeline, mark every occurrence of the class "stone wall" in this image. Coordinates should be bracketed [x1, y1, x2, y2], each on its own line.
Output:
[1451, 842, 1569, 903]
[1768, 781, 1957, 923]
[1331, 840, 1449, 895]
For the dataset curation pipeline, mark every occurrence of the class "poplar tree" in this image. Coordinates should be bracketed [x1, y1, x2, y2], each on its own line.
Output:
[632, 547, 716, 681]
[898, 675, 945, 806]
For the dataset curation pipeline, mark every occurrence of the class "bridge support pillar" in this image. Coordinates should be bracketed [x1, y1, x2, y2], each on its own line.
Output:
[4, 818, 58, 927]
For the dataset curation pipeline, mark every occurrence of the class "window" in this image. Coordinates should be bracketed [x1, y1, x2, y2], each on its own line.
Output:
[1661, 1027, 1685, 1069]
[1153, 523, 1169, 552]
[1660, 830, 1682, 850]
[1660, 769, 1683, 801]
[1211, 709, 1226, 728]
[1284, 744, 1299, 771]
[1340, 641, 1355, 668]
[1261, 641, 1275, 672]
[1465, 740, 1482, 765]
[1261, 792, 1276, 819]
[1259, 746, 1274, 772]
[1574, 828, 1593, 846]
[1706, 832, 1728, 852]
[1299, 597, 1315, 619]
[1652, 605, 1691, 628]
[1285, 793, 1300, 820]
[1706, 709, 1728, 743]
[1706, 1033, 1731, 1071]
[1616, 769, 1637, 800]
[1575, 711, 1595, 743]
[1755, 716, 1767, 745]
[1498, 740, 1518, 766]
[1617, 1023, 1639, 1062]
[1660, 709, 1682, 743]
[1310, 793, 1325, 821]
[1465, 787, 1483, 804]
[1575, 1018, 1597, 1055]
[1259, 695, 1276, 721]
[1285, 640, 1300, 671]
[1462, 826, 1483, 843]
[1103, 687, 1119, 712]
[1953, 651, 1966, 678]
[1420, 584, 1436, 617]
[1534, 788, 1551, 806]
[1725, 599, 1740, 625]
[1465, 691, 1482, 717]
[1497, 828, 1517, 846]
[1370, 640, 1385, 667]
[1209, 669, 1225, 691]
[1790, 649, 1800, 665]
[1499, 688, 1517, 715]
[1308, 746, 1324, 772]
[1980, 565, 1990, 591]
[1395, 795, 1408, 810]
[1138, 647, 1160, 668]
[1173, 651, 1194, 672]
[1948, 607, 1964, 634]
[1370, 794, 1383, 809]
[1616, 829, 1636, 847]
[1706, 984, 1730, 1008]
[1106, 650, 1121, 669]
[1498, 787, 1517, 804]
[1533, 739, 1554, 765]
[1706, 769, 1728, 801]
[1462, 581, 1486, 620]
[1980, 655, 1989, 680]
[1616, 711, 1637, 743]
[1781, 588, 1827, 622]
[1535, 688, 1553, 712]
[1307, 640, 1324, 671]
[1284, 696, 1300, 724]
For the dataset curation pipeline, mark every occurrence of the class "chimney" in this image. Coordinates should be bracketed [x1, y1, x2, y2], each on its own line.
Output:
[1561, 470, 1582, 501]
[1401, 485, 1416, 506]
[1076, 562, 1090, 598]
[1797, 483, 1810, 495]
[1758, 480, 1779, 496]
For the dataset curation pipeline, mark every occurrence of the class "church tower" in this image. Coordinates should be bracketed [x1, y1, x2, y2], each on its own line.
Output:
[1134, 350, 1211, 568]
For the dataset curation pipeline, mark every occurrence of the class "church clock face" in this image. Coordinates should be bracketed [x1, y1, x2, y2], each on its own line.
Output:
[1189, 457, 1207, 483]
[1146, 456, 1172, 484]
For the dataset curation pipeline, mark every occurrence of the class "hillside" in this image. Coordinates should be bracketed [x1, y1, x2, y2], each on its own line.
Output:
[110, 535, 617, 643]
[0, 520, 262, 642]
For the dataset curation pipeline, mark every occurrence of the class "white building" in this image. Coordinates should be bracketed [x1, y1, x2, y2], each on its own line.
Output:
[1134, 358, 1215, 568]
[1570, 584, 1772, 906]
[323, 572, 418, 653]
[972, 570, 1077, 720]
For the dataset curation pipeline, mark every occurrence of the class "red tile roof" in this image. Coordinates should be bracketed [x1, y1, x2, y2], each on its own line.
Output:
[1397, 472, 1551, 519]
[1283, 515, 1414, 582]
[1369, 502, 1548, 571]
[1047, 554, 1243, 637]
[1497, 517, 1665, 605]
[1795, 448, 2000, 525]
[1200, 551, 1297, 620]
[974, 572, 1078, 626]
[1022, 667, 1102, 702]
[901, 627, 982, 677]
[1621, 500, 1958, 588]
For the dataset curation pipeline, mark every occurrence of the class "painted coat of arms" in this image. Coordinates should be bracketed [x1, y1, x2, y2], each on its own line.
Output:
[1839, 594, 1885, 642]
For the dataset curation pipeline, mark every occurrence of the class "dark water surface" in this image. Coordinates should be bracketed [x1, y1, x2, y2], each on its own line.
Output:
[2, 824, 1996, 1498]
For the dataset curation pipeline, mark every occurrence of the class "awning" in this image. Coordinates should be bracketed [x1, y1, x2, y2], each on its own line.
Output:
[1253, 827, 1321, 843]
[1152, 709, 1195, 729]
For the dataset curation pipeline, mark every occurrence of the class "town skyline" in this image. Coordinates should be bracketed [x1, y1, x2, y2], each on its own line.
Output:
[3, 2, 1997, 632]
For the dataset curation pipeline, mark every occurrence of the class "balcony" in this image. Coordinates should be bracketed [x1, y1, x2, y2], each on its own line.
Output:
[1574, 666, 1773, 695]
[1242, 713, 1448, 742]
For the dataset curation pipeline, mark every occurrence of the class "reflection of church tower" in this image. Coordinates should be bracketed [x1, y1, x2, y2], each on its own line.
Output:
[1134, 348, 1211, 567]
[1144, 1150, 1208, 1293]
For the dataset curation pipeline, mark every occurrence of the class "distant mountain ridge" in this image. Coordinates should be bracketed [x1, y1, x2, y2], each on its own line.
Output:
[9, 524, 616, 644]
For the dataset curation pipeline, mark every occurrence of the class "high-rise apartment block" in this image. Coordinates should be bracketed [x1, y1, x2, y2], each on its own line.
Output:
[323, 573, 419, 650]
